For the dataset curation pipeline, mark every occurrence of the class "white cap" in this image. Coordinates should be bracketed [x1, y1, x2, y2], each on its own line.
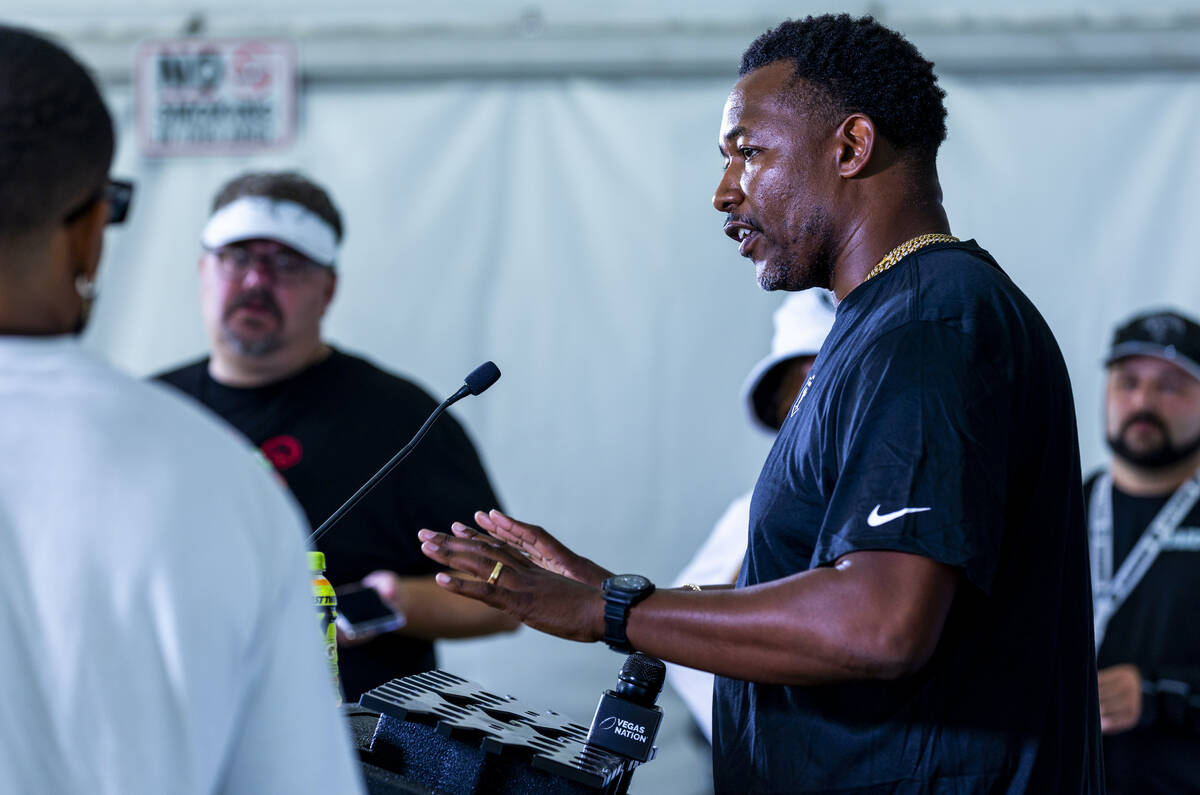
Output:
[200, 195, 340, 267]
[740, 290, 837, 434]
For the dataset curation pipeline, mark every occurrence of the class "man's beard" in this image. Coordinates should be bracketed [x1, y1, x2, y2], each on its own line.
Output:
[1107, 411, 1200, 470]
[221, 326, 282, 357]
[221, 288, 283, 357]
[757, 209, 836, 292]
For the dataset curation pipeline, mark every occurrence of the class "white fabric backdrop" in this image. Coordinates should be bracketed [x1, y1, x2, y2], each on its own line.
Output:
[79, 70, 1200, 792]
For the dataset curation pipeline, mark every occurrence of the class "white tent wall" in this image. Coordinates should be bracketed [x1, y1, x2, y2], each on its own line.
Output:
[8, 4, 1200, 792]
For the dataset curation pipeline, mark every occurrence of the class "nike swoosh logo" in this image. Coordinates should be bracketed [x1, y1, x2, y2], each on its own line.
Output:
[867, 505, 932, 527]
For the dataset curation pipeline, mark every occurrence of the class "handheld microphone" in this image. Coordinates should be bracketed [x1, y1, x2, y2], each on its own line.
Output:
[585, 652, 666, 764]
[306, 361, 501, 546]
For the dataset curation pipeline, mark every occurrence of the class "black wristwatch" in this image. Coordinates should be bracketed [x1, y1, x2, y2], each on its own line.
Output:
[601, 574, 655, 653]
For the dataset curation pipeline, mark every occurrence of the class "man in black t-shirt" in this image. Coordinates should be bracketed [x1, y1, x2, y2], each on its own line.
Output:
[157, 171, 516, 701]
[1086, 308, 1200, 793]
[412, 15, 1102, 793]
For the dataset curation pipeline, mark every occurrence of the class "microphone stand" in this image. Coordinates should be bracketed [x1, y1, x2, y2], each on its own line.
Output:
[307, 362, 498, 546]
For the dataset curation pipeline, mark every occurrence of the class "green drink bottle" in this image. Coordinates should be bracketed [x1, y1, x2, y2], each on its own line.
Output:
[309, 551, 342, 705]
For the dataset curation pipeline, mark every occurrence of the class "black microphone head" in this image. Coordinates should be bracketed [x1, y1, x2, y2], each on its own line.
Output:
[615, 653, 666, 706]
[464, 361, 501, 396]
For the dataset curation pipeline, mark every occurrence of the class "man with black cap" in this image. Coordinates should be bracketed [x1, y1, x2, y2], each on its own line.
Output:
[1088, 308, 1200, 793]
[157, 171, 517, 702]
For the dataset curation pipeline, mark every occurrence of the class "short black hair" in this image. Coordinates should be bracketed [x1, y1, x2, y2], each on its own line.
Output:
[0, 26, 114, 238]
[212, 171, 344, 242]
[740, 15, 947, 164]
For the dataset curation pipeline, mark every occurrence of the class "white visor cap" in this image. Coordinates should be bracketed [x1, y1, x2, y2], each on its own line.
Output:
[201, 196, 339, 267]
[740, 289, 837, 434]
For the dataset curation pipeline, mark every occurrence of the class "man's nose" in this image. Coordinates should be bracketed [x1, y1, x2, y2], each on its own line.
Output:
[713, 168, 745, 213]
[240, 260, 276, 286]
[1128, 382, 1160, 411]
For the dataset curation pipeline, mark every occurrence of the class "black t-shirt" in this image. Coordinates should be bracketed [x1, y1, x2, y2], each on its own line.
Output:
[1084, 472, 1200, 794]
[712, 241, 1103, 794]
[156, 349, 502, 701]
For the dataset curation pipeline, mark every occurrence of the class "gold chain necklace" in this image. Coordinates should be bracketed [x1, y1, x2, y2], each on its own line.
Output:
[863, 233, 959, 283]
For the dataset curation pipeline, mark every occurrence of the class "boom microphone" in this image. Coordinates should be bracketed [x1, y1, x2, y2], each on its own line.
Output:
[464, 361, 501, 396]
[585, 653, 666, 764]
[306, 361, 501, 545]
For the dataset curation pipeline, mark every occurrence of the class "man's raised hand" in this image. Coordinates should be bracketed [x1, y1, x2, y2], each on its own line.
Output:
[459, 509, 614, 587]
[418, 526, 605, 643]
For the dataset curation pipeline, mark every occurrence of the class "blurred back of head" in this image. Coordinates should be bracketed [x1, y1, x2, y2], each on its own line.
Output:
[0, 26, 114, 246]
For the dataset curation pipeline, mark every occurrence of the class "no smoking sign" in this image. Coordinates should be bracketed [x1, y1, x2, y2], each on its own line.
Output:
[135, 38, 297, 156]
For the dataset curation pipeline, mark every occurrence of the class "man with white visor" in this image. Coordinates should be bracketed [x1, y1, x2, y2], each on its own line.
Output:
[666, 289, 836, 741]
[157, 171, 517, 702]
[1086, 308, 1200, 792]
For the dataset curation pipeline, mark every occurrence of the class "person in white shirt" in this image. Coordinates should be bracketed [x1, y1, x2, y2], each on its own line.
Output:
[0, 25, 364, 794]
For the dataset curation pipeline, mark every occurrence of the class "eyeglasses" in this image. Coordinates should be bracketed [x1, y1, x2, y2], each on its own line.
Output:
[208, 245, 330, 283]
[63, 178, 135, 225]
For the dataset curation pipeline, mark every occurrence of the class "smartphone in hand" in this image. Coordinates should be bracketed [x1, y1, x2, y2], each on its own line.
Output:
[334, 584, 406, 641]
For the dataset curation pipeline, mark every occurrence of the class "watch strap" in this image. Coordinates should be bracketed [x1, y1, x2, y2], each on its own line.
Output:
[602, 576, 655, 653]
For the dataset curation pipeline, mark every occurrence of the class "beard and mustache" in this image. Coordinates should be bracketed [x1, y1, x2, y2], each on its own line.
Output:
[220, 287, 284, 357]
[1107, 410, 1200, 470]
[726, 209, 836, 293]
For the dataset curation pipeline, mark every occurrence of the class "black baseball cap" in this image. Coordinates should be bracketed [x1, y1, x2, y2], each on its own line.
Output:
[1105, 309, 1200, 383]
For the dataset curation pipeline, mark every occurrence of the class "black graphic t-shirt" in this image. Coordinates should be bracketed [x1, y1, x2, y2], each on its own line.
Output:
[1084, 473, 1200, 794]
[157, 349, 502, 701]
[712, 242, 1103, 793]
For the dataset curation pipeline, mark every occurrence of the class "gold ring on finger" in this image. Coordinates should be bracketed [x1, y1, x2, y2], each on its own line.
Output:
[487, 561, 504, 585]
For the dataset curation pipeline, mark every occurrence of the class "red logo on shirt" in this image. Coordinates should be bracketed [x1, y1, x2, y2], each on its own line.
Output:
[261, 435, 303, 471]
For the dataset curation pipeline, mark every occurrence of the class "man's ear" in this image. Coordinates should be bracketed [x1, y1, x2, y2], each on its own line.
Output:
[835, 114, 876, 178]
[320, 269, 338, 313]
[65, 198, 108, 282]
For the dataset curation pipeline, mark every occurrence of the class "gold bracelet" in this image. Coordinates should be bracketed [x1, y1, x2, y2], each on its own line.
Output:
[681, 583, 702, 591]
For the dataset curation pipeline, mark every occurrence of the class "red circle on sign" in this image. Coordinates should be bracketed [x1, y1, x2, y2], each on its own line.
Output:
[261, 435, 303, 471]
[232, 42, 272, 90]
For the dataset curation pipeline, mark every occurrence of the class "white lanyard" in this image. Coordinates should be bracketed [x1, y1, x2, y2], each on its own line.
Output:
[1089, 469, 1200, 649]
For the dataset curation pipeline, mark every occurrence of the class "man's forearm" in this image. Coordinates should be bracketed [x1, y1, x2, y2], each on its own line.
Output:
[416, 528, 957, 685]
[625, 551, 957, 686]
[390, 576, 520, 639]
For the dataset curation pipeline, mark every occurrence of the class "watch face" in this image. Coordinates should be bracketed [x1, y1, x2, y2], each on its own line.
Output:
[609, 574, 651, 592]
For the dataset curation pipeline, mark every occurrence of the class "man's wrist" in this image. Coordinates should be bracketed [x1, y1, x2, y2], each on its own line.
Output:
[590, 588, 607, 643]
[1139, 675, 1159, 728]
[601, 574, 655, 652]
